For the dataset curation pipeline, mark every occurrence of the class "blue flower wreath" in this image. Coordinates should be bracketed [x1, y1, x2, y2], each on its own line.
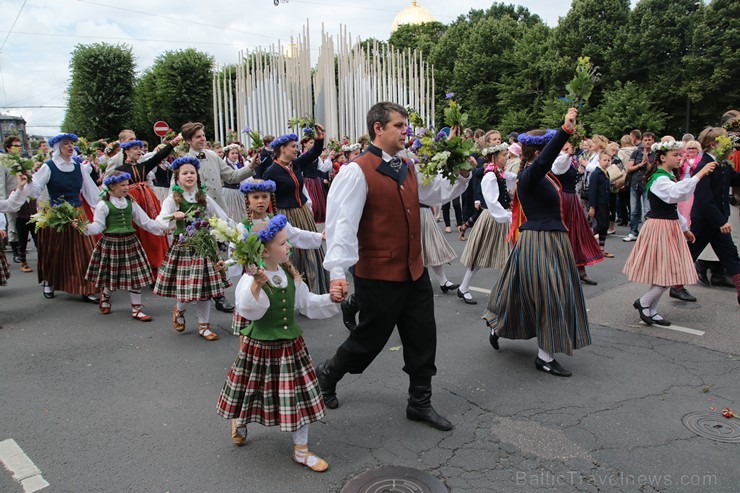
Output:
[171, 156, 200, 171]
[517, 129, 557, 147]
[257, 214, 288, 243]
[270, 133, 298, 149]
[103, 172, 132, 187]
[49, 133, 79, 147]
[240, 180, 276, 194]
[120, 140, 144, 150]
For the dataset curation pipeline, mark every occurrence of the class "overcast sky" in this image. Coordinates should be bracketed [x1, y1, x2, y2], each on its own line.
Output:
[0, 0, 576, 137]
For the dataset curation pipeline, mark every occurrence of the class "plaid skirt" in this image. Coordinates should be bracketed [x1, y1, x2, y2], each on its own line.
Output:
[276, 204, 329, 294]
[482, 230, 591, 356]
[153, 243, 230, 302]
[216, 335, 325, 432]
[460, 211, 511, 269]
[562, 191, 604, 267]
[232, 311, 250, 336]
[85, 233, 154, 291]
[0, 252, 8, 286]
[37, 223, 98, 295]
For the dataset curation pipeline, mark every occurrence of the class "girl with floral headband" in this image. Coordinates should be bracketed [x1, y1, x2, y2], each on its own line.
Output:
[623, 141, 716, 324]
[230, 179, 325, 336]
[0, 173, 31, 287]
[81, 171, 169, 321]
[154, 156, 234, 341]
[300, 135, 331, 224]
[27, 133, 100, 302]
[217, 214, 339, 472]
[222, 143, 248, 222]
[457, 142, 516, 304]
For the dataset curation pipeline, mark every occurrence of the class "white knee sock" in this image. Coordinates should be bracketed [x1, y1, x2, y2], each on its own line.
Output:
[537, 348, 554, 363]
[640, 285, 667, 317]
[291, 424, 309, 446]
[176, 301, 187, 311]
[459, 267, 479, 293]
[129, 290, 142, 306]
[196, 300, 211, 323]
[430, 265, 448, 286]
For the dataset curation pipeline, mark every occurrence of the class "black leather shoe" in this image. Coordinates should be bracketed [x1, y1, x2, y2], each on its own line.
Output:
[457, 288, 477, 305]
[710, 274, 735, 288]
[406, 385, 453, 431]
[695, 261, 710, 286]
[669, 287, 697, 302]
[81, 294, 99, 304]
[489, 331, 499, 350]
[214, 296, 235, 313]
[580, 275, 597, 285]
[42, 283, 55, 299]
[535, 357, 572, 377]
[651, 315, 671, 326]
[340, 294, 358, 331]
[440, 282, 459, 293]
[316, 360, 342, 409]
[633, 299, 653, 325]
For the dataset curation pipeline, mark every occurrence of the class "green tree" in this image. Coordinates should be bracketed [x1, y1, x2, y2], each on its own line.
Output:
[133, 48, 214, 143]
[389, 21, 447, 58]
[62, 43, 135, 139]
[588, 81, 667, 138]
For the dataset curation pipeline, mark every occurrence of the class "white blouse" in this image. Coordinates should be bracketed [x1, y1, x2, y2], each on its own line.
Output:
[650, 175, 700, 232]
[0, 187, 28, 214]
[481, 172, 513, 224]
[86, 196, 167, 236]
[234, 267, 339, 321]
[155, 190, 233, 230]
[245, 217, 323, 249]
[28, 156, 100, 208]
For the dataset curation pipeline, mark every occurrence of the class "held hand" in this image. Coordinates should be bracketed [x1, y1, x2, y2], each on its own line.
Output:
[459, 169, 471, 178]
[15, 173, 28, 189]
[172, 211, 186, 221]
[315, 124, 325, 140]
[683, 230, 696, 243]
[588, 207, 595, 218]
[329, 279, 348, 303]
[449, 125, 460, 138]
[322, 230, 326, 241]
[719, 223, 731, 234]
[697, 162, 717, 179]
[0, 230, 6, 239]
[70, 220, 79, 230]
[170, 133, 183, 145]
[252, 268, 268, 288]
[214, 259, 225, 272]
[563, 108, 578, 132]
[467, 156, 478, 167]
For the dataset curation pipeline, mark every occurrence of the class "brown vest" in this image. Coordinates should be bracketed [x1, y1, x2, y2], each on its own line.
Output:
[354, 146, 424, 282]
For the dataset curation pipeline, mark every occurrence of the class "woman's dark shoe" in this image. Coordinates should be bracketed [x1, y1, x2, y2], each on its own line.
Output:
[214, 296, 235, 312]
[440, 281, 459, 293]
[81, 294, 99, 304]
[695, 260, 710, 286]
[457, 288, 477, 305]
[489, 330, 499, 350]
[534, 357, 572, 377]
[669, 287, 697, 302]
[580, 275, 597, 286]
[633, 299, 653, 325]
[42, 282, 54, 299]
[651, 315, 671, 326]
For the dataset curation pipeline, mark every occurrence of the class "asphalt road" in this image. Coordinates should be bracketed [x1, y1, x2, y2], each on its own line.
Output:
[1, 221, 738, 493]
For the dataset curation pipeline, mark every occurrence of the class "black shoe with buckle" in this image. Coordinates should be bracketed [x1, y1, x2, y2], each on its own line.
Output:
[580, 275, 597, 285]
[535, 357, 572, 377]
[669, 287, 697, 302]
[214, 296, 235, 313]
[457, 288, 477, 305]
[42, 282, 55, 299]
[440, 281, 459, 294]
[489, 331, 499, 350]
[633, 299, 653, 325]
[651, 315, 671, 326]
[81, 294, 99, 304]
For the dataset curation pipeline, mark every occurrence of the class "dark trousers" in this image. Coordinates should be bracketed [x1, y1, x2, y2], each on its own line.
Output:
[442, 197, 463, 228]
[594, 204, 609, 248]
[690, 221, 740, 277]
[616, 188, 630, 224]
[608, 193, 617, 223]
[332, 269, 437, 386]
[15, 216, 37, 262]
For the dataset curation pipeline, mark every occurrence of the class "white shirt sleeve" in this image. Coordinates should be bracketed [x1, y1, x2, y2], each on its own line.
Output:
[0, 213, 5, 230]
[651, 175, 700, 204]
[80, 168, 101, 208]
[585, 154, 600, 173]
[318, 157, 333, 173]
[294, 280, 339, 319]
[156, 195, 178, 230]
[0, 187, 29, 214]
[481, 173, 512, 223]
[504, 171, 517, 193]
[234, 275, 271, 321]
[551, 152, 572, 175]
[27, 164, 51, 199]
[677, 211, 689, 232]
[415, 167, 471, 206]
[286, 221, 323, 249]
[132, 201, 167, 235]
[323, 163, 367, 281]
[86, 201, 110, 236]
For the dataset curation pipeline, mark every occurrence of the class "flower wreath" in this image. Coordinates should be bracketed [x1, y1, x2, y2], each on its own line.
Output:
[103, 172, 132, 187]
[481, 142, 510, 156]
[342, 143, 361, 153]
[257, 214, 288, 243]
[518, 129, 557, 147]
[49, 133, 79, 147]
[651, 141, 684, 153]
[120, 140, 144, 150]
[222, 143, 241, 154]
[171, 156, 200, 170]
[240, 180, 276, 194]
[270, 133, 298, 149]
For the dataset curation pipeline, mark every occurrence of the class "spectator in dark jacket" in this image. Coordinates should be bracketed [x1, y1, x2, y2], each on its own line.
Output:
[589, 151, 613, 258]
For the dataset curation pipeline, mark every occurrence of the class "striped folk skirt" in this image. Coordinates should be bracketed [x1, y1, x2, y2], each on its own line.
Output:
[304, 176, 327, 224]
[129, 183, 169, 270]
[562, 191, 604, 267]
[0, 252, 9, 286]
[482, 230, 591, 356]
[37, 223, 98, 295]
[276, 204, 329, 294]
[85, 233, 154, 291]
[460, 211, 511, 270]
[223, 187, 247, 224]
[153, 243, 231, 302]
[420, 207, 456, 267]
[216, 335, 325, 432]
[623, 218, 698, 286]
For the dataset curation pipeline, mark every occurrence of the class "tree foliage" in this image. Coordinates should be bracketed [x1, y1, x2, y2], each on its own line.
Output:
[62, 43, 135, 139]
[389, 22, 447, 58]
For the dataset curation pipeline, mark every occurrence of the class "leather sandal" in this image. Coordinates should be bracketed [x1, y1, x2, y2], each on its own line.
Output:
[198, 323, 219, 341]
[231, 420, 247, 446]
[20, 262, 32, 273]
[457, 225, 467, 241]
[99, 292, 112, 314]
[293, 446, 329, 472]
[172, 306, 186, 332]
[131, 304, 152, 322]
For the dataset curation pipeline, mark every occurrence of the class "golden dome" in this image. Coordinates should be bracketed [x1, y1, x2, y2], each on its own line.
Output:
[391, 1, 436, 32]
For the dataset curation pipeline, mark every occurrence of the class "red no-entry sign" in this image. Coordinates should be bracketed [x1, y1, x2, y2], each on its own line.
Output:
[153, 121, 170, 137]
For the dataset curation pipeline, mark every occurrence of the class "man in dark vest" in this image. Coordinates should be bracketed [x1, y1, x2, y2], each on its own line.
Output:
[317, 102, 470, 431]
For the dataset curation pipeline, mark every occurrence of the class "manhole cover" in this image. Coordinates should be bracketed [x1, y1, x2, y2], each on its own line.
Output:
[682, 412, 740, 443]
[342, 466, 447, 493]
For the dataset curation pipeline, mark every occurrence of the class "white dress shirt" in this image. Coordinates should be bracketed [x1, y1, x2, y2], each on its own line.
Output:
[650, 175, 700, 232]
[0, 186, 28, 214]
[481, 172, 513, 224]
[28, 156, 100, 208]
[323, 150, 470, 281]
[86, 196, 167, 236]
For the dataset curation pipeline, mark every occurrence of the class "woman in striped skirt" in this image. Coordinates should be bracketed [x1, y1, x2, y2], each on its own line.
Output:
[83, 171, 168, 321]
[27, 133, 100, 302]
[623, 141, 715, 326]
[419, 204, 460, 294]
[0, 173, 31, 286]
[222, 144, 248, 222]
[154, 157, 234, 341]
[262, 126, 329, 294]
[457, 143, 515, 305]
[217, 215, 339, 472]
[483, 109, 590, 377]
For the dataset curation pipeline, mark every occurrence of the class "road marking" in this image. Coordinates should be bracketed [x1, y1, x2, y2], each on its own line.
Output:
[0, 439, 49, 492]
[469, 286, 491, 294]
[632, 323, 705, 336]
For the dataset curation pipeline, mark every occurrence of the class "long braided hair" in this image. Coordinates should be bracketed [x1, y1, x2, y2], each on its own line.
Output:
[172, 167, 208, 208]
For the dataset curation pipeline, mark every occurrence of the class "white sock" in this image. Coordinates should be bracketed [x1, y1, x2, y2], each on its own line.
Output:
[292, 425, 321, 468]
[537, 348, 554, 363]
[196, 300, 211, 324]
[640, 285, 667, 317]
[176, 301, 187, 311]
[291, 424, 309, 446]
[129, 290, 142, 306]
[459, 267, 479, 293]
[430, 265, 448, 286]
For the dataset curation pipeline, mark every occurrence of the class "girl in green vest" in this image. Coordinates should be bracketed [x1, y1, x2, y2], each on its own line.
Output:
[82, 171, 168, 320]
[154, 157, 233, 341]
[216, 214, 339, 472]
